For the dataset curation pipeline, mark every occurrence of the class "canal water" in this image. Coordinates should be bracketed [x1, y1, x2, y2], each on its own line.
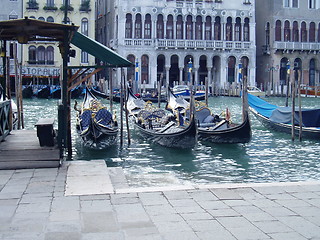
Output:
[21, 96, 320, 187]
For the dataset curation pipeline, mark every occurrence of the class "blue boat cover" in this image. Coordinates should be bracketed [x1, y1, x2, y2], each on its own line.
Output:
[248, 94, 320, 127]
[248, 94, 277, 118]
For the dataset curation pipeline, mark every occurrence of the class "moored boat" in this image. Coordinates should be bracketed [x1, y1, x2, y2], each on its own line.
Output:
[248, 93, 320, 140]
[126, 88, 197, 148]
[166, 88, 251, 144]
[75, 87, 118, 148]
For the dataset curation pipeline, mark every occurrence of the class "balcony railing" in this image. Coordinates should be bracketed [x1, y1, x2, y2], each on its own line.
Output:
[122, 38, 252, 51]
[26, 1, 39, 10]
[274, 41, 320, 52]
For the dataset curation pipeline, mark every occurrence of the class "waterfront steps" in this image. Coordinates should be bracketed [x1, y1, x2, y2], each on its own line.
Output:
[0, 130, 60, 170]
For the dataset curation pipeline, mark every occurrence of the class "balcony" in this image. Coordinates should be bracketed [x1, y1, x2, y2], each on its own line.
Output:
[60, 4, 74, 11]
[79, 0, 91, 12]
[274, 41, 320, 52]
[122, 38, 252, 51]
[43, 5, 58, 11]
[26, 1, 39, 10]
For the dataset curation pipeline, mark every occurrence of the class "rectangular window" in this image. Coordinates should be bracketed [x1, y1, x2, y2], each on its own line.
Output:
[309, 0, 315, 8]
[284, 0, 290, 7]
[292, 0, 298, 7]
[81, 51, 88, 63]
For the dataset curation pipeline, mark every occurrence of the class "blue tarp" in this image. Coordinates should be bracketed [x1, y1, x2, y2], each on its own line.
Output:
[248, 94, 277, 118]
[248, 94, 320, 127]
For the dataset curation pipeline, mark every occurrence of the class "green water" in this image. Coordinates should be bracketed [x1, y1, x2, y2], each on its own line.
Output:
[21, 96, 320, 187]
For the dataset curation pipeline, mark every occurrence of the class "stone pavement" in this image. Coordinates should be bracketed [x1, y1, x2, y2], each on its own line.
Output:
[1, 160, 320, 240]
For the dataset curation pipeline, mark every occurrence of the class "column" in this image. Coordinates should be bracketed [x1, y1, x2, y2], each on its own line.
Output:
[165, 65, 170, 88]
[179, 67, 184, 85]
[194, 67, 199, 86]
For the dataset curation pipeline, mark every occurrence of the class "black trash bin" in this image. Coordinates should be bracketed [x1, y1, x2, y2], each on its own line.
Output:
[35, 118, 55, 147]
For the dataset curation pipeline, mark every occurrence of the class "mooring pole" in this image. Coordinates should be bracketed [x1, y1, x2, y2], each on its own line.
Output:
[122, 68, 131, 145]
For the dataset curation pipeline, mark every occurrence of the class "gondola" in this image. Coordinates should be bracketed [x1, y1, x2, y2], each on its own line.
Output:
[75, 87, 118, 148]
[166, 89, 251, 144]
[126, 88, 197, 148]
[35, 85, 51, 99]
[22, 84, 33, 98]
[248, 93, 320, 140]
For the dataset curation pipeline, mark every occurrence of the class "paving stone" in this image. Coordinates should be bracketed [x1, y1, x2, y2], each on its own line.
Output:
[81, 212, 119, 233]
[240, 211, 276, 222]
[260, 206, 297, 217]
[144, 204, 177, 216]
[181, 212, 213, 221]
[44, 232, 81, 240]
[81, 232, 124, 240]
[223, 199, 252, 207]
[247, 198, 281, 208]
[227, 225, 270, 240]
[138, 192, 169, 206]
[46, 221, 81, 233]
[277, 216, 320, 239]
[49, 210, 80, 222]
[113, 203, 150, 223]
[268, 232, 308, 240]
[186, 219, 224, 232]
[196, 200, 230, 210]
[196, 230, 236, 240]
[217, 216, 256, 229]
[80, 199, 112, 212]
[163, 190, 191, 200]
[154, 220, 192, 233]
[187, 189, 218, 201]
[208, 208, 241, 217]
[148, 213, 184, 223]
[162, 231, 200, 240]
[2, 232, 45, 240]
[253, 220, 294, 234]
[210, 188, 243, 200]
[275, 199, 312, 209]
[51, 196, 80, 211]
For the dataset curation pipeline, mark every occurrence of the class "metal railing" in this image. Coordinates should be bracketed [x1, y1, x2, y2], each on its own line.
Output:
[274, 41, 320, 51]
[122, 38, 252, 50]
[0, 100, 11, 142]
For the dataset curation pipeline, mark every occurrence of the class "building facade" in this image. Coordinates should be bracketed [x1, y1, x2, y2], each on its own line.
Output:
[256, 0, 320, 93]
[97, 0, 256, 93]
[21, 0, 95, 85]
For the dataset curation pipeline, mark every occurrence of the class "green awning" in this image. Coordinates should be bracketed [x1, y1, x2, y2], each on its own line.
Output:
[71, 31, 133, 67]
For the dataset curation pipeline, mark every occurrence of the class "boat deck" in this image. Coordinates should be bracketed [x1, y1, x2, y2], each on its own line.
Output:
[0, 130, 60, 170]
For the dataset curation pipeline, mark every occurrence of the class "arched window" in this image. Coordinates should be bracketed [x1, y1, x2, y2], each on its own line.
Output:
[135, 14, 142, 39]
[141, 55, 149, 84]
[144, 14, 151, 39]
[265, 22, 270, 46]
[226, 17, 232, 41]
[205, 16, 212, 40]
[156, 15, 164, 39]
[28, 46, 36, 64]
[284, 20, 291, 41]
[309, 22, 316, 42]
[166, 15, 174, 39]
[244, 18, 250, 41]
[127, 55, 135, 85]
[235, 17, 241, 41]
[309, 59, 316, 86]
[227, 56, 236, 83]
[275, 20, 282, 41]
[176, 15, 183, 39]
[186, 15, 193, 40]
[125, 14, 132, 38]
[81, 18, 88, 36]
[46, 16, 54, 22]
[195, 16, 202, 40]
[29, 16, 36, 19]
[293, 21, 299, 42]
[214, 17, 221, 40]
[301, 21, 307, 42]
[38, 17, 45, 21]
[37, 46, 45, 65]
[46, 46, 54, 65]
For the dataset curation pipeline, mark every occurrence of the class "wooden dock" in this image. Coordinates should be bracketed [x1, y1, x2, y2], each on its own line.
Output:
[0, 130, 60, 170]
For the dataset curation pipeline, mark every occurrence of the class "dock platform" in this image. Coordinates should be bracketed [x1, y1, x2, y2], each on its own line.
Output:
[0, 130, 60, 170]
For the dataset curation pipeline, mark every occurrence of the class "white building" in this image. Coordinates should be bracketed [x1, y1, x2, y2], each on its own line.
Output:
[97, 0, 256, 93]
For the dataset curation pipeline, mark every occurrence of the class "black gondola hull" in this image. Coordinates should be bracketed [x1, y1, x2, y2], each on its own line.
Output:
[198, 113, 251, 143]
[133, 117, 197, 148]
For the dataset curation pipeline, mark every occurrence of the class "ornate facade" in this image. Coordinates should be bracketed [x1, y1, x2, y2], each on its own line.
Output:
[97, 0, 256, 92]
[256, 0, 320, 92]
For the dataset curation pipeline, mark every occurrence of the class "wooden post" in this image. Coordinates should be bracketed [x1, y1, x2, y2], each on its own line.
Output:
[298, 70, 302, 141]
[158, 73, 163, 108]
[122, 69, 131, 145]
[242, 75, 248, 122]
[205, 76, 208, 106]
[291, 71, 295, 141]
[120, 70, 124, 147]
[13, 42, 21, 129]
